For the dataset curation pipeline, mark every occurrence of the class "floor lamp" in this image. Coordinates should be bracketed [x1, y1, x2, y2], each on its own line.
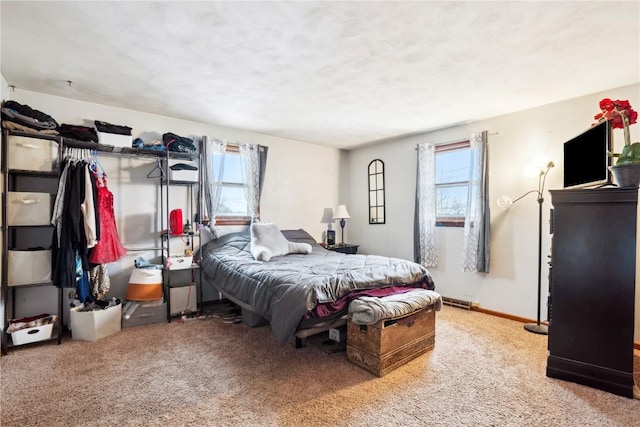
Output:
[497, 160, 554, 335]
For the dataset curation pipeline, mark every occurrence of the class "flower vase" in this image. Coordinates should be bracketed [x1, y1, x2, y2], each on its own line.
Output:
[609, 163, 640, 188]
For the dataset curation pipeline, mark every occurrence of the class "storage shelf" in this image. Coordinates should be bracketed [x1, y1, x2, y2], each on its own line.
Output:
[8, 281, 55, 289]
[7, 169, 59, 177]
[7, 130, 198, 161]
[6, 224, 54, 229]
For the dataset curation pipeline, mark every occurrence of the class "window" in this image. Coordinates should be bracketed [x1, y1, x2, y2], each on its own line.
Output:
[435, 140, 471, 227]
[368, 159, 385, 224]
[212, 145, 251, 225]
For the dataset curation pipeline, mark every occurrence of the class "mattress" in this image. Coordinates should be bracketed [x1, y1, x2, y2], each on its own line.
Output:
[198, 229, 435, 346]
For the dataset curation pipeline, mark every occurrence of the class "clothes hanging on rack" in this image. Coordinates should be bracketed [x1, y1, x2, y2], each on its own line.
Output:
[88, 176, 127, 264]
[52, 159, 91, 288]
[52, 149, 125, 298]
[89, 264, 111, 299]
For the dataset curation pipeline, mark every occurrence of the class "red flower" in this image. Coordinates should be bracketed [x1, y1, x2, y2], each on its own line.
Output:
[595, 98, 637, 130]
[599, 98, 615, 111]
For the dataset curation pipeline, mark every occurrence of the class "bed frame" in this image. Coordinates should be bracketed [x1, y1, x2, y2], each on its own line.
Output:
[213, 286, 346, 348]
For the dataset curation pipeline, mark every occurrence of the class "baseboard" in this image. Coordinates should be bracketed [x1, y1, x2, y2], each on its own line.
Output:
[470, 305, 548, 325]
[469, 305, 639, 350]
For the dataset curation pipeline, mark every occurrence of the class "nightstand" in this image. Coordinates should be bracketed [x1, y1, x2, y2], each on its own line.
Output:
[325, 244, 359, 254]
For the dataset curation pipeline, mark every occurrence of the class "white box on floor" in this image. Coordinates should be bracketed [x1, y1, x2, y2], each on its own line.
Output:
[170, 285, 197, 315]
[11, 323, 54, 345]
[70, 303, 121, 341]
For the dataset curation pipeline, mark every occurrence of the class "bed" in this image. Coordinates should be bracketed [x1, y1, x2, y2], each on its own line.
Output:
[197, 228, 436, 346]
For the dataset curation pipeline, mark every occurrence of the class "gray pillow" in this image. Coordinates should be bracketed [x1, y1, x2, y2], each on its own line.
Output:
[280, 229, 318, 246]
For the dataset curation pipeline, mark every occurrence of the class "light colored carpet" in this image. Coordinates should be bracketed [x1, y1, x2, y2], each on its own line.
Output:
[1, 306, 639, 426]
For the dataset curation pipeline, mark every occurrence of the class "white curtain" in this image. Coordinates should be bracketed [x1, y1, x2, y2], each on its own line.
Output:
[414, 143, 438, 267]
[203, 137, 227, 237]
[238, 143, 261, 222]
[462, 131, 490, 272]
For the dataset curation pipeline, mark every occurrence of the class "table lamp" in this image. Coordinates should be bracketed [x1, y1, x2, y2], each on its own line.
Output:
[333, 205, 351, 246]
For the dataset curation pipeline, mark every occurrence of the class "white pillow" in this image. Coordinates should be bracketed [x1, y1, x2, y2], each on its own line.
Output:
[250, 223, 312, 261]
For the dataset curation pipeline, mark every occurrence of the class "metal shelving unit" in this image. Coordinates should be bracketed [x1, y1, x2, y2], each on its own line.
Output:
[160, 143, 202, 321]
[1, 130, 63, 354]
[1, 129, 202, 353]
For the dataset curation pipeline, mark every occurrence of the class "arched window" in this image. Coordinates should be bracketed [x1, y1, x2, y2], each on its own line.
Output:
[368, 159, 385, 224]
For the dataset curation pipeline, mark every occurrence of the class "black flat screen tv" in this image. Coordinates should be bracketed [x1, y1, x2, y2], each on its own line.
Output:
[563, 120, 612, 188]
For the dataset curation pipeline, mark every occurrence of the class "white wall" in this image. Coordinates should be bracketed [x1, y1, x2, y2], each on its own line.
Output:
[3, 88, 342, 318]
[346, 83, 640, 342]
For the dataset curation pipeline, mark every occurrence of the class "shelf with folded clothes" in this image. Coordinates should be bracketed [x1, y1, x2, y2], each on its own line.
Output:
[4, 129, 198, 161]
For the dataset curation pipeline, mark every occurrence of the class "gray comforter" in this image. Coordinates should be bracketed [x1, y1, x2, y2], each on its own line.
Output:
[198, 230, 435, 346]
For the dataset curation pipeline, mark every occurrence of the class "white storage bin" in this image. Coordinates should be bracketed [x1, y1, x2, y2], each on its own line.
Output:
[168, 159, 198, 182]
[70, 303, 122, 342]
[7, 192, 52, 226]
[166, 256, 193, 270]
[7, 249, 52, 286]
[11, 323, 54, 345]
[170, 284, 197, 315]
[96, 131, 132, 148]
[7, 135, 58, 172]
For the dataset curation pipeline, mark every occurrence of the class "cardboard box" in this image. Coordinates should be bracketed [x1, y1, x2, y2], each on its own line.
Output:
[11, 323, 54, 345]
[70, 303, 122, 341]
[170, 285, 197, 315]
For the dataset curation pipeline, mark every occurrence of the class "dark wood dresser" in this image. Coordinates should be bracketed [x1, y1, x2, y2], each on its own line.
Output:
[547, 188, 637, 398]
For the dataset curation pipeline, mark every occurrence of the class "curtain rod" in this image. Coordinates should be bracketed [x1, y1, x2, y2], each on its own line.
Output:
[414, 131, 498, 150]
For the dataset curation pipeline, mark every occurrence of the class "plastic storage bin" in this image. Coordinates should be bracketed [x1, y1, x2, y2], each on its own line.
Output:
[96, 131, 132, 148]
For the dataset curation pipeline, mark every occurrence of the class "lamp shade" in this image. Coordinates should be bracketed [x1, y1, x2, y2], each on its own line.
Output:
[320, 207, 335, 224]
[333, 205, 351, 219]
[496, 196, 513, 208]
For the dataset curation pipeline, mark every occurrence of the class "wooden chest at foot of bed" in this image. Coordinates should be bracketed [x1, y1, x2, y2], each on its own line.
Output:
[346, 305, 436, 377]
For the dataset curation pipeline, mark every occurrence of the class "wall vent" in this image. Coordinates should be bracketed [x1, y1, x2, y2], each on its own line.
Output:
[442, 297, 473, 310]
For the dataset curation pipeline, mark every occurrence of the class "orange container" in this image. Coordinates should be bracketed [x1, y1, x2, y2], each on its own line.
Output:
[125, 269, 163, 301]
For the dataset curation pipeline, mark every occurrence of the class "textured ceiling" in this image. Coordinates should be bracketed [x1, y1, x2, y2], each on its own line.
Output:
[1, 1, 639, 149]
